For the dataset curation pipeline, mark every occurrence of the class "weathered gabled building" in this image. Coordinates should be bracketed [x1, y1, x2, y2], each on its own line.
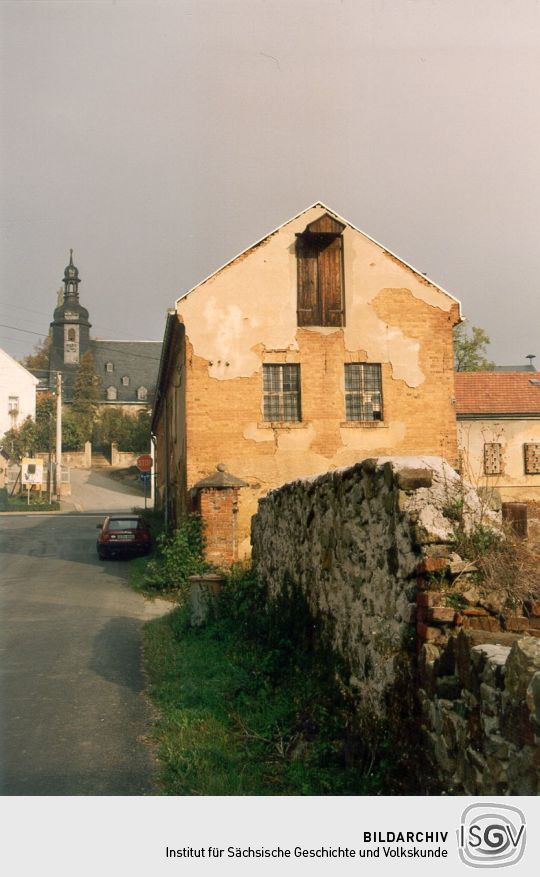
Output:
[152, 203, 461, 562]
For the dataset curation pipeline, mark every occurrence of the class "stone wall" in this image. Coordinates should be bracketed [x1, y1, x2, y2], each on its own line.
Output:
[251, 455, 540, 793]
[110, 443, 139, 467]
[420, 630, 540, 794]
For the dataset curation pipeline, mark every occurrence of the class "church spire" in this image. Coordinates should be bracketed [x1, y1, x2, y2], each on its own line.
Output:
[63, 249, 81, 301]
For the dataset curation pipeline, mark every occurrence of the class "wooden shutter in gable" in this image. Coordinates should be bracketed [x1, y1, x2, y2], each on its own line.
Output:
[296, 213, 345, 327]
[296, 237, 319, 326]
[319, 236, 343, 326]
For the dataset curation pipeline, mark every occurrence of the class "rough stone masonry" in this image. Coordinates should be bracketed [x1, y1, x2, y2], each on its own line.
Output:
[251, 456, 540, 794]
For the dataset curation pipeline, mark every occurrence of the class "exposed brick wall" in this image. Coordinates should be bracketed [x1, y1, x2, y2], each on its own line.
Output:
[197, 488, 240, 568]
[183, 305, 458, 557]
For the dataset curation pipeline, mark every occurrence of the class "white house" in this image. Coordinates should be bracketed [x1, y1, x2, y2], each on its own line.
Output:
[0, 348, 39, 439]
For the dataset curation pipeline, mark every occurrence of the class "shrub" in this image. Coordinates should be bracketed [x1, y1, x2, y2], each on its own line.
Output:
[143, 513, 208, 595]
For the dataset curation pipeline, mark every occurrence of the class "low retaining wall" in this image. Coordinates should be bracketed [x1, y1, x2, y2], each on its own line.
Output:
[251, 455, 540, 793]
[110, 443, 139, 467]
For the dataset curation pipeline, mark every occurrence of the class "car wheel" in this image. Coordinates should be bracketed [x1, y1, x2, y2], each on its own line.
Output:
[98, 551, 108, 561]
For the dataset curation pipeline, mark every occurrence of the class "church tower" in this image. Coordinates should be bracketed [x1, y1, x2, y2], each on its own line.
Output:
[49, 250, 92, 400]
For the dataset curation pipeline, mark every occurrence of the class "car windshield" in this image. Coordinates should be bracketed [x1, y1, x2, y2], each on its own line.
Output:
[107, 518, 141, 530]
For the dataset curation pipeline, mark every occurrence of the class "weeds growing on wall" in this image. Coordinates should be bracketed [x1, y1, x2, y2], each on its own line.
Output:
[143, 513, 208, 596]
[143, 564, 428, 795]
[443, 493, 539, 607]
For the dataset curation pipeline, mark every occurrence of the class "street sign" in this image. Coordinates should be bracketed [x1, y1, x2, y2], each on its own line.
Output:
[22, 458, 44, 485]
[137, 454, 153, 472]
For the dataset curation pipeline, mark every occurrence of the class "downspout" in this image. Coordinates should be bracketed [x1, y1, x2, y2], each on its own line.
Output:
[150, 432, 156, 509]
[163, 395, 169, 530]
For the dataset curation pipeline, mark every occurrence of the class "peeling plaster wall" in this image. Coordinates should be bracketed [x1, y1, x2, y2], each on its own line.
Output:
[458, 419, 540, 502]
[173, 206, 459, 554]
[177, 206, 456, 385]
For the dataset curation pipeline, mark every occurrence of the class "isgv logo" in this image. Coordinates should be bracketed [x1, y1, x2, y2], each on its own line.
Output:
[458, 803, 526, 869]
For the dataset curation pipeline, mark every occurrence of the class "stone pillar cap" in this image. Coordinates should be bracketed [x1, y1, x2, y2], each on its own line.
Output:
[192, 465, 249, 490]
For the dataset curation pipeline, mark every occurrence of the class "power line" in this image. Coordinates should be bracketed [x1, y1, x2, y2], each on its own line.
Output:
[0, 298, 162, 344]
[0, 323, 47, 338]
[0, 322, 162, 362]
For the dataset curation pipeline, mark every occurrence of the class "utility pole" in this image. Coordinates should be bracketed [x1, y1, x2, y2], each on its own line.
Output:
[55, 372, 62, 500]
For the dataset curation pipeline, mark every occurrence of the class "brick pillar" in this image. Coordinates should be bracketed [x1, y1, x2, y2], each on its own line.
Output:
[192, 465, 248, 569]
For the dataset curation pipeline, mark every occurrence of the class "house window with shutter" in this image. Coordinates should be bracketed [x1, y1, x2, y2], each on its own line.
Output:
[483, 443, 502, 475]
[263, 364, 301, 422]
[524, 443, 540, 475]
[296, 214, 345, 327]
[344, 364, 383, 421]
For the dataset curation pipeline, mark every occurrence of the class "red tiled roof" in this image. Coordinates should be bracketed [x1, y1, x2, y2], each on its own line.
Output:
[455, 372, 540, 415]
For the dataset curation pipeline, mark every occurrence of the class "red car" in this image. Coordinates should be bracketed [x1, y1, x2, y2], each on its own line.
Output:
[96, 514, 152, 560]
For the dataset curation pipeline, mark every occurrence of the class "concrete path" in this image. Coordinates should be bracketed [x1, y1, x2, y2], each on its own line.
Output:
[63, 467, 147, 513]
[0, 513, 170, 795]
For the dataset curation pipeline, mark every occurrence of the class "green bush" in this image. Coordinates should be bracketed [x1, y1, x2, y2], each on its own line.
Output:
[143, 513, 208, 595]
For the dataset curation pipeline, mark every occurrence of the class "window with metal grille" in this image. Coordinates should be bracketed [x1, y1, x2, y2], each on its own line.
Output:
[263, 364, 301, 422]
[524, 443, 540, 475]
[483, 443, 502, 475]
[344, 363, 383, 421]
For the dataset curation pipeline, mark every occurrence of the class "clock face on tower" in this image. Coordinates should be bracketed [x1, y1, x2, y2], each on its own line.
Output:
[64, 311, 78, 321]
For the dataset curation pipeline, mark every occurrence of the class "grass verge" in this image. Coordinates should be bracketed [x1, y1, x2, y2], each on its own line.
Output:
[5, 495, 60, 512]
[142, 571, 409, 796]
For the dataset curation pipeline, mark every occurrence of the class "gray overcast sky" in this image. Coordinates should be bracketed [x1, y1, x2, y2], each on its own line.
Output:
[1, 0, 539, 366]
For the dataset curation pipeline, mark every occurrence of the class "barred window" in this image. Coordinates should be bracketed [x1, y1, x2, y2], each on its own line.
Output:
[263, 364, 301, 422]
[524, 443, 540, 475]
[344, 363, 383, 421]
[483, 443, 502, 475]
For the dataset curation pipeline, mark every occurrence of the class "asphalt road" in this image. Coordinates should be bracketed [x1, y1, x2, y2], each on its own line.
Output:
[64, 467, 147, 513]
[0, 513, 170, 795]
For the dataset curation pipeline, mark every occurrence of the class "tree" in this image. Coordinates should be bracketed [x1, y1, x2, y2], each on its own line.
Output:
[453, 323, 495, 372]
[2, 417, 38, 461]
[92, 408, 131, 450]
[92, 408, 151, 452]
[34, 393, 56, 450]
[71, 352, 101, 441]
[129, 410, 152, 453]
[62, 411, 84, 451]
[20, 336, 51, 374]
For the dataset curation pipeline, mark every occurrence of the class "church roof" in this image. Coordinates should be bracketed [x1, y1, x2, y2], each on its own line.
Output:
[90, 340, 162, 404]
